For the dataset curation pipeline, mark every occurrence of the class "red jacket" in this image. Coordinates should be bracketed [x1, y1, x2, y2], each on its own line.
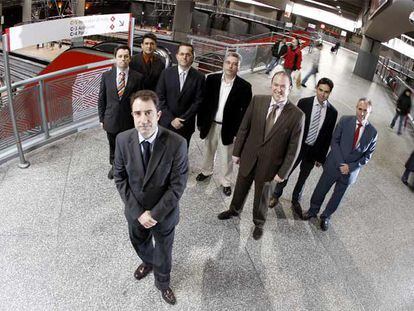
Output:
[284, 46, 302, 70]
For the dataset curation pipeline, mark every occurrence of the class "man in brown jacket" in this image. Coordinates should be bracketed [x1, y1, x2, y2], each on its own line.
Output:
[217, 71, 305, 240]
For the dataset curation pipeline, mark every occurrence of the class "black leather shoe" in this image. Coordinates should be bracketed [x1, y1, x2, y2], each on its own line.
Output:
[196, 173, 211, 181]
[161, 287, 176, 305]
[217, 209, 238, 220]
[107, 166, 114, 180]
[268, 196, 281, 208]
[302, 211, 317, 221]
[301, 83, 307, 88]
[134, 263, 152, 280]
[252, 226, 263, 240]
[291, 201, 303, 218]
[402, 178, 409, 186]
[320, 218, 330, 231]
[222, 186, 232, 196]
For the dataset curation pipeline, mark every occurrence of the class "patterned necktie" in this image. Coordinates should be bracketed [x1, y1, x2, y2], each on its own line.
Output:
[117, 71, 126, 98]
[305, 104, 322, 145]
[180, 71, 186, 91]
[352, 123, 363, 149]
[265, 104, 279, 138]
[142, 141, 151, 172]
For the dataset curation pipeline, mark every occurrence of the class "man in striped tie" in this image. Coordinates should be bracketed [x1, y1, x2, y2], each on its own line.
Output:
[98, 45, 143, 179]
[269, 78, 338, 218]
[303, 98, 378, 231]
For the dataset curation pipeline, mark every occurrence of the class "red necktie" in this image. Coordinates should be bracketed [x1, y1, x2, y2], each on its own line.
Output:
[352, 123, 362, 149]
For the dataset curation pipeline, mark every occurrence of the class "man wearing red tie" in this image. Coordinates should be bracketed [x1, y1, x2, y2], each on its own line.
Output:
[303, 98, 378, 231]
[98, 45, 143, 179]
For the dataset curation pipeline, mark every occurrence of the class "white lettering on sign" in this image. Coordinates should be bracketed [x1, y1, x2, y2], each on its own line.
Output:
[6, 13, 131, 51]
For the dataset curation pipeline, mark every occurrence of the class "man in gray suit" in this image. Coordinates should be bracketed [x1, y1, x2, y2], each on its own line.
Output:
[114, 90, 188, 305]
[303, 98, 378, 231]
[217, 71, 305, 240]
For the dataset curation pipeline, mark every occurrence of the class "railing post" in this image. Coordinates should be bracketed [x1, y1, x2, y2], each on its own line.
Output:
[2, 34, 30, 168]
[128, 17, 135, 56]
[38, 80, 49, 139]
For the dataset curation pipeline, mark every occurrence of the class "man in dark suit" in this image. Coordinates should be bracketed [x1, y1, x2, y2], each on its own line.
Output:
[217, 71, 305, 240]
[303, 98, 378, 231]
[196, 52, 252, 196]
[98, 45, 143, 179]
[265, 37, 287, 75]
[114, 90, 188, 305]
[269, 78, 338, 217]
[156, 43, 205, 147]
[130, 32, 165, 91]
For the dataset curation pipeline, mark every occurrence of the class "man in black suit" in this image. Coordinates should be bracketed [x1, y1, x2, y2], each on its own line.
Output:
[268, 78, 338, 217]
[98, 45, 143, 179]
[196, 52, 252, 196]
[130, 33, 165, 91]
[114, 90, 188, 305]
[156, 43, 205, 147]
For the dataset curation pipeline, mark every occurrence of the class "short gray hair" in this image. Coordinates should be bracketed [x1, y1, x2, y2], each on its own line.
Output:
[358, 97, 372, 109]
[224, 51, 242, 65]
[271, 70, 291, 85]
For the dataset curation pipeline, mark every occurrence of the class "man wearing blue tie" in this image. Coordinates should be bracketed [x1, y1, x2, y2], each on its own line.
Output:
[303, 98, 378, 231]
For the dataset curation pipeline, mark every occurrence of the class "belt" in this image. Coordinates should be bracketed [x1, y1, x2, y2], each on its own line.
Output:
[213, 120, 222, 124]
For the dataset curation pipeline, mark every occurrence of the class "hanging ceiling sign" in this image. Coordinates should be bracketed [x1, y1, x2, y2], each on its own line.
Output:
[6, 13, 131, 51]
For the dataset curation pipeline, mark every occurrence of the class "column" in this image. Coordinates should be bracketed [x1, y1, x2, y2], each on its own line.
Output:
[23, 0, 32, 23]
[172, 0, 194, 42]
[353, 36, 381, 81]
[0, 2, 3, 34]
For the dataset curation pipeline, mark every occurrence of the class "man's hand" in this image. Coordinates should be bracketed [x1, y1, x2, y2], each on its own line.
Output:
[171, 118, 185, 129]
[339, 164, 350, 175]
[273, 174, 284, 183]
[138, 211, 157, 229]
[315, 161, 322, 168]
[232, 156, 240, 165]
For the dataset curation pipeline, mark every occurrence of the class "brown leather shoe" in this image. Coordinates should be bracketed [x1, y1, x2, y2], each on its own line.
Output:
[161, 287, 176, 305]
[268, 196, 281, 208]
[134, 263, 152, 280]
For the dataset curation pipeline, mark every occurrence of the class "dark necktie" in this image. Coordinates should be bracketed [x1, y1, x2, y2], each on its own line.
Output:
[352, 123, 362, 149]
[142, 141, 151, 172]
[265, 104, 279, 138]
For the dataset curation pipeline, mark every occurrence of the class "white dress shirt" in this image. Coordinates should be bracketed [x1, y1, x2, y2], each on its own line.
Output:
[214, 74, 236, 123]
[354, 119, 368, 148]
[178, 66, 190, 91]
[267, 97, 287, 124]
[138, 126, 159, 153]
[307, 97, 328, 141]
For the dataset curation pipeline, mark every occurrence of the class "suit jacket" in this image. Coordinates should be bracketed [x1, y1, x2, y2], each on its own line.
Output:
[233, 95, 305, 181]
[324, 116, 377, 185]
[156, 66, 205, 139]
[98, 67, 143, 134]
[130, 52, 165, 91]
[114, 126, 188, 227]
[197, 73, 252, 145]
[297, 96, 338, 163]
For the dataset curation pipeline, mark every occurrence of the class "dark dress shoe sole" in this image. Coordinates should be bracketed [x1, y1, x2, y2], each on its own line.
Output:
[196, 173, 211, 181]
[161, 288, 176, 305]
[134, 264, 153, 280]
[252, 227, 263, 240]
[217, 210, 238, 220]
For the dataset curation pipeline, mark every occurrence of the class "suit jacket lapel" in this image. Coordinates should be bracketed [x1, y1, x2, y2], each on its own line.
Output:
[110, 68, 119, 99]
[143, 129, 167, 187]
[122, 70, 135, 100]
[258, 96, 271, 143]
[262, 101, 293, 144]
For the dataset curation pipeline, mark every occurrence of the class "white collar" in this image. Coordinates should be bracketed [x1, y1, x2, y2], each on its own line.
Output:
[138, 126, 159, 144]
[313, 96, 327, 108]
[116, 67, 129, 76]
[270, 97, 287, 108]
[221, 74, 236, 85]
[178, 66, 190, 75]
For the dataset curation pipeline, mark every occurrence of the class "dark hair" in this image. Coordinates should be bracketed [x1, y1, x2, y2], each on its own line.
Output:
[402, 88, 412, 97]
[142, 33, 157, 44]
[177, 43, 194, 55]
[130, 90, 160, 111]
[114, 45, 131, 57]
[317, 78, 334, 91]
[316, 42, 323, 48]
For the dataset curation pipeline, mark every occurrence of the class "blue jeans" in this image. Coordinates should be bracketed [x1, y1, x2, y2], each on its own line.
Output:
[265, 56, 280, 74]
[390, 112, 404, 134]
[301, 65, 318, 86]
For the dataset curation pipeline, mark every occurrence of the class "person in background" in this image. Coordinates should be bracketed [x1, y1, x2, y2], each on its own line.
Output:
[390, 88, 412, 135]
[265, 37, 287, 75]
[301, 43, 323, 88]
[283, 37, 302, 86]
[402, 150, 414, 187]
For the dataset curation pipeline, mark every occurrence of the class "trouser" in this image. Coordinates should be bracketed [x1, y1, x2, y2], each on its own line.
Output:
[273, 149, 315, 202]
[265, 56, 281, 73]
[128, 219, 175, 290]
[390, 113, 405, 134]
[200, 122, 233, 187]
[308, 170, 349, 219]
[301, 65, 318, 85]
[106, 131, 119, 165]
[229, 165, 267, 228]
[402, 168, 412, 183]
